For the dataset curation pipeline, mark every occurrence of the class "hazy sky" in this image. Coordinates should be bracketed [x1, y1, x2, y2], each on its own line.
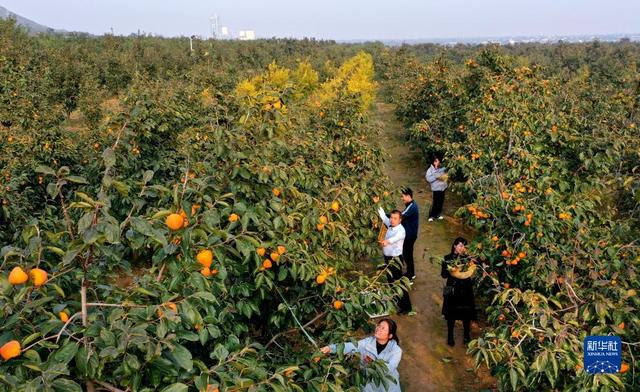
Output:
[2, 0, 639, 40]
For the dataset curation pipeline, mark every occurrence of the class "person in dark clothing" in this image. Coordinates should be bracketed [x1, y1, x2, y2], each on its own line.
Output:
[425, 154, 448, 221]
[400, 187, 419, 280]
[441, 237, 477, 346]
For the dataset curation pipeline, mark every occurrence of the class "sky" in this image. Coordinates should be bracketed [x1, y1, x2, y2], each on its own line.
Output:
[2, 0, 639, 40]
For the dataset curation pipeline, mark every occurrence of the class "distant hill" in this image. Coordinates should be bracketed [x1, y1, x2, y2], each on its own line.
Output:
[0, 5, 71, 35]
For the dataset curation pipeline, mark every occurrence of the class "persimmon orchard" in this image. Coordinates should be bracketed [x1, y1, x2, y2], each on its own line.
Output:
[1, 16, 639, 391]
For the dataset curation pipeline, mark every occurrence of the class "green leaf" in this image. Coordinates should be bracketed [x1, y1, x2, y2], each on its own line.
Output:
[57, 166, 70, 176]
[77, 212, 94, 233]
[35, 165, 56, 176]
[100, 329, 116, 346]
[24, 364, 42, 372]
[52, 342, 78, 364]
[82, 227, 100, 244]
[104, 223, 120, 243]
[103, 147, 116, 168]
[198, 328, 208, 345]
[52, 378, 82, 392]
[125, 354, 141, 371]
[22, 333, 42, 347]
[143, 170, 155, 183]
[157, 319, 167, 339]
[135, 287, 158, 297]
[111, 180, 130, 196]
[151, 210, 172, 220]
[43, 362, 69, 378]
[161, 383, 189, 392]
[168, 345, 193, 371]
[75, 347, 89, 376]
[44, 246, 65, 256]
[191, 291, 217, 303]
[46, 182, 59, 198]
[24, 352, 43, 369]
[99, 347, 119, 359]
[131, 217, 167, 247]
[235, 237, 254, 260]
[75, 192, 98, 206]
[62, 246, 83, 266]
[213, 344, 229, 361]
[65, 176, 89, 184]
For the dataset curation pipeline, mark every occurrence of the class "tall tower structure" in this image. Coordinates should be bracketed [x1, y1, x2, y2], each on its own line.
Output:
[209, 14, 220, 39]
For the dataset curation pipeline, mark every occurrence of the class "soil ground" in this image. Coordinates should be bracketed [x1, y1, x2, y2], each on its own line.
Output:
[372, 102, 496, 392]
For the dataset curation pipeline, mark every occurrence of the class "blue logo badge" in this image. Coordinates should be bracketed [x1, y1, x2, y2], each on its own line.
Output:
[584, 336, 622, 374]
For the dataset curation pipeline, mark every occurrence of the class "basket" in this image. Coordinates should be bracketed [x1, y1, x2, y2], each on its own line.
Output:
[377, 223, 388, 244]
[449, 262, 477, 280]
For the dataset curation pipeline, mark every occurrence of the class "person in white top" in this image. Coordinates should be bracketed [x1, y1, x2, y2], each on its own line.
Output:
[377, 207, 405, 256]
[425, 154, 448, 221]
[376, 208, 414, 315]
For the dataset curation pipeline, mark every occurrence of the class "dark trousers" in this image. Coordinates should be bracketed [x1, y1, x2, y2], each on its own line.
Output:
[430, 190, 445, 218]
[447, 319, 471, 340]
[384, 256, 413, 313]
[402, 236, 417, 278]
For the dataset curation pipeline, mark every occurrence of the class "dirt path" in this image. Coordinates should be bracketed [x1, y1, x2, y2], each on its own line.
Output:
[372, 102, 496, 392]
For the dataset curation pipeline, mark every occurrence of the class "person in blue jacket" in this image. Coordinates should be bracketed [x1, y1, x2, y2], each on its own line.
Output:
[399, 187, 418, 280]
[320, 318, 402, 392]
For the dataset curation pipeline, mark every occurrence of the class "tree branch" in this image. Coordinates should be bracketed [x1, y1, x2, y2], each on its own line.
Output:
[266, 311, 327, 348]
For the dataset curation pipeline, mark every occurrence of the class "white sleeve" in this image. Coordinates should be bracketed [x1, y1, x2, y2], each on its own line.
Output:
[426, 167, 438, 183]
[378, 206, 390, 227]
[329, 339, 367, 355]
[385, 347, 402, 372]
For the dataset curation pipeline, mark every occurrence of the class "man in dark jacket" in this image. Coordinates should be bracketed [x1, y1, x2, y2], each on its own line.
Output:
[400, 187, 419, 280]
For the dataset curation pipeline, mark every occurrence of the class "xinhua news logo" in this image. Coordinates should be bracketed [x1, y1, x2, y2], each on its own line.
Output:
[583, 336, 622, 374]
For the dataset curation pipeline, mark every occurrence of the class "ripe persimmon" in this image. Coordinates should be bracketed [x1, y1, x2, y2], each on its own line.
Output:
[620, 362, 629, 374]
[0, 340, 21, 361]
[8, 267, 28, 285]
[196, 250, 213, 268]
[166, 213, 184, 231]
[29, 268, 47, 287]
